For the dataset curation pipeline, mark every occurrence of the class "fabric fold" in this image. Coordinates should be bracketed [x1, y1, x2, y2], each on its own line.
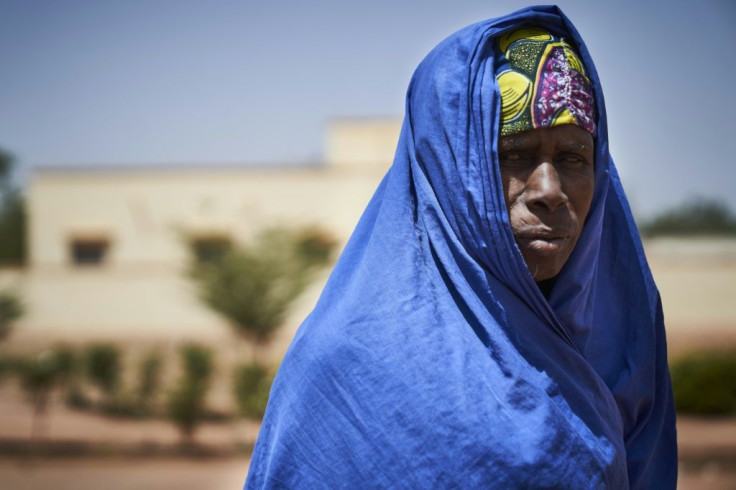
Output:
[245, 5, 677, 489]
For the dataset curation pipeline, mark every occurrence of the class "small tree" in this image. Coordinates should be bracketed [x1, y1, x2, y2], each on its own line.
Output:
[0, 148, 12, 182]
[0, 290, 23, 340]
[233, 362, 273, 419]
[640, 197, 736, 237]
[0, 354, 13, 383]
[167, 344, 213, 444]
[188, 226, 336, 358]
[20, 351, 64, 445]
[0, 149, 27, 343]
[137, 350, 164, 414]
[84, 344, 122, 404]
[671, 349, 736, 416]
[50, 344, 77, 395]
[181, 343, 213, 382]
[0, 149, 26, 265]
[47, 345, 90, 411]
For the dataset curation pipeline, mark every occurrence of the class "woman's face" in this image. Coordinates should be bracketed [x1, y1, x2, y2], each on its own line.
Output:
[498, 124, 595, 281]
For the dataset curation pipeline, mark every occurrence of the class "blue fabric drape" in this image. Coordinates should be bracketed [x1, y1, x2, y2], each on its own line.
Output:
[245, 5, 677, 489]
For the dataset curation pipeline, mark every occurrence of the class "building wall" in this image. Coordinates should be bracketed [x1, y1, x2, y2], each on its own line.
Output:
[6, 119, 736, 354]
[13, 119, 398, 348]
[28, 166, 386, 267]
[325, 118, 402, 170]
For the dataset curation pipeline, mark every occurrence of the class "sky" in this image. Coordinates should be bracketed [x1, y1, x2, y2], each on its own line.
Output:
[1, 0, 734, 218]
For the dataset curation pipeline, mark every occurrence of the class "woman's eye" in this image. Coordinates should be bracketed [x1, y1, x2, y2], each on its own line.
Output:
[499, 152, 529, 165]
[557, 153, 589, 168]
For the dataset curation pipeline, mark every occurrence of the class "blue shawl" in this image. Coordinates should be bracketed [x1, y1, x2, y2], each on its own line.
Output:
[245, 6, 677, 489]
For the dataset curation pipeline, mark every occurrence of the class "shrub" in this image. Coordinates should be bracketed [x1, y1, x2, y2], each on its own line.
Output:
[167, 380, 208, 442]
[65, 385, 93, 410]
[181, 344, 213, 385]
[0, 356, 8, 382]
[166, 344, 214, 443]
[670, 349, 736, 416]
[0, 149, 26, 266]
[20, 351, 60, 405]
[52, 344, 78, 387]
[101, 389, 147, 419]
[83, 350, 165, 419]
[188, 226, 336, 348]
[137, 350, 164, 412]
[233, 363, 273, 419]
[640, 198, 736, 237]
[84, 344, 122, 399]
[47, 344, 80, 409]
[0, 353, 24, 382]
[0, 290, 23, 341]
[19, 350, 67, 441]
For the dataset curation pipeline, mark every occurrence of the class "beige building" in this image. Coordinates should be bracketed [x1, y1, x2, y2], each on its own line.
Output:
[2, 116, 735, 355]
[3, 119, 401, 347]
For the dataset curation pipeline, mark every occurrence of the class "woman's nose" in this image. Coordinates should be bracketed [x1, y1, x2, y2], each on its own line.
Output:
[527, 162, 568, 213]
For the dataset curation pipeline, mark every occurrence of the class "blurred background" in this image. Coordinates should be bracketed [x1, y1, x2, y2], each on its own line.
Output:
[0, 0, 734, 488]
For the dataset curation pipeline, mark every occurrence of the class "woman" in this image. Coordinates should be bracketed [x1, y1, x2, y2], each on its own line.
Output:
[245, 6, 677, 488]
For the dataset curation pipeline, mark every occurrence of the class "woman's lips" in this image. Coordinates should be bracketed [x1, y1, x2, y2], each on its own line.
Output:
[515, 232, 571, 256]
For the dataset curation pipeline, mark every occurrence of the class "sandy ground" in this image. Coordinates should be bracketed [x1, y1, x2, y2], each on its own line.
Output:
[0, 383, 260, 448]
[0, 458, 249, 490]
[0, 458, 731, 490]
[0, 379, 735, 488]
[0, 238, 734, 487]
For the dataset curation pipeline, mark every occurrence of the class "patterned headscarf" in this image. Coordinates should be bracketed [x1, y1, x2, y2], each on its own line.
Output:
[495, 27, 596, 136]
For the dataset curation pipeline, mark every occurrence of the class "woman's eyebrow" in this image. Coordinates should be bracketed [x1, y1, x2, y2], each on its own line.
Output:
[499, 137, 531, 151]
[559, 140, 593, 152]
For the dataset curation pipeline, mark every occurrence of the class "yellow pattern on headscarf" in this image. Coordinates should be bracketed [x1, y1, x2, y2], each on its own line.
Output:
[551, 108, 576, 127]
[497, 27, 551, 54]
[497, 71, 532, 122]
[494, 26, 596, 136]
[563, 46, 589, 82]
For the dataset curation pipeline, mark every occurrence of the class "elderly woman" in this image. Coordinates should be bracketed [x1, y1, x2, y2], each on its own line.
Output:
[245, 6, 677, 488]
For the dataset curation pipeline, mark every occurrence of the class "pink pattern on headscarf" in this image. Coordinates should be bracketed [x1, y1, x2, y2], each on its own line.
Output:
[533, 46, 596, 135]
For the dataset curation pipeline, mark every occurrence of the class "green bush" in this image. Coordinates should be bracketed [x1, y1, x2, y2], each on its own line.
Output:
[0, 353, 24, 382]
[101, 389, 147, 419]
[295, 227, 338, 265]
[166, 344, 214, 443]
[671, 349, 736, 416]
[0, 355, 8, 382]
[0, 149, 26, 266]
[188, 226, 336, 347]
[137, 350, 164, 411]
[0, 290, 23, 341]
[167, 380, 208, 441]
[181, 344, 213, 384]
[19, 350, 68, 438]
[20, 351, 61, 401]
[233, 363, 273, 419]
[640, 198, 736, 237]
[84, 344, 122, 398]
[65, 385, 93, 410]
[51, 344, 78, 387]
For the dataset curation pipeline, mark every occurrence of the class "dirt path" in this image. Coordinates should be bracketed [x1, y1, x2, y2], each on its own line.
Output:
[0, 382, 259, 448]
[0, 457, 734, 490]
[2, 350, 736, 488]
[0, 458, 249, 490]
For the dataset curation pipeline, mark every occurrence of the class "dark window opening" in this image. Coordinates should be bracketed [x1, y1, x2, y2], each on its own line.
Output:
[191, 236, 232, 264]
[71, 239, 109, 266]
